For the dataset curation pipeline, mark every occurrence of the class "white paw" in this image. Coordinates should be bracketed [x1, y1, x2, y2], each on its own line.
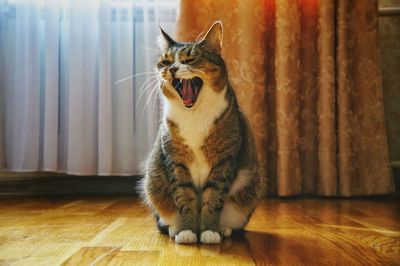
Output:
[175, 230, 197, 244]
[169, 226, 178, 238]
[222, 227, 232, 238]
[200, 230, 221, 244]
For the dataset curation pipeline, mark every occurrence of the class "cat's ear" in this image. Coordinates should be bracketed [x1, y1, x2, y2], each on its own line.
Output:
[200, 21, 223, 54]
[157, 27, 176, 50]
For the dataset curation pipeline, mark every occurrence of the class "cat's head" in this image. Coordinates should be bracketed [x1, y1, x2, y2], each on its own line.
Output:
[156, 21, 227, 109]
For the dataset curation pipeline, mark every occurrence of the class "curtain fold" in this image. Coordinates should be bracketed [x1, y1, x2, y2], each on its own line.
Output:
[0, 0, 178, 175]
[43, 0, 60, 171]
[316, 0, 337, 196]
[177, 0, 394, 196]
[335, 0, 394, 195]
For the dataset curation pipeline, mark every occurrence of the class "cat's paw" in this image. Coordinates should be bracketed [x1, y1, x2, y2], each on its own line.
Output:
[200, 230, 221, 244]
[175, 230, 197, 244]
[169, 226, 178, 238]
[222, 227, 232, 238]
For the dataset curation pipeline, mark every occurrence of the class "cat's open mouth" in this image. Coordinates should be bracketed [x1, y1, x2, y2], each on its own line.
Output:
[171, 77, 203, 108]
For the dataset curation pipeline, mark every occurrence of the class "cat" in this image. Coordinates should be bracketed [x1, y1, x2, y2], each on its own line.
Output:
[139, 21, 265, 244]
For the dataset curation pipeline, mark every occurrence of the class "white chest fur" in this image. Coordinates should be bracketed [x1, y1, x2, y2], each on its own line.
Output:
[164, 85, 228, 188]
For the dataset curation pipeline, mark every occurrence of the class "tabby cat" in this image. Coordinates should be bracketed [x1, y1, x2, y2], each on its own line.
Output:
[140, 21, 265, 244]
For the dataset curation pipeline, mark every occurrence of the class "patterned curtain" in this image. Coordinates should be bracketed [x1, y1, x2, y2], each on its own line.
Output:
[177, 0, 395, 196]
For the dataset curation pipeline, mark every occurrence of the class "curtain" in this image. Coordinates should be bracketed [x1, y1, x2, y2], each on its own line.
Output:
[379, 0, 400, 165]
[177, 0, 395, 196]
[0, 0, 178, 175]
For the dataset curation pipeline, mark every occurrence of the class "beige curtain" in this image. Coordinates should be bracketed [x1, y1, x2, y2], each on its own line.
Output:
[177, 0, 395, 196]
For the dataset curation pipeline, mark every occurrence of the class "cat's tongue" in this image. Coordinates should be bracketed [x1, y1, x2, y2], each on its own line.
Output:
[182, 79, 194, 107]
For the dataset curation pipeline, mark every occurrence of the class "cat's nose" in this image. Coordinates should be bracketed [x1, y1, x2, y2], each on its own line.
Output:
[169, 67, 178, 75]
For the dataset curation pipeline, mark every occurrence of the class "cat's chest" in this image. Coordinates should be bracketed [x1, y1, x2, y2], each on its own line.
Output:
[176, 114, 213, 188]
[165, 86, 228, 188]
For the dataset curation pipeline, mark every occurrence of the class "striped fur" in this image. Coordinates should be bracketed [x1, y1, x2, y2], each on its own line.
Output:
[139, 21, 265, 244]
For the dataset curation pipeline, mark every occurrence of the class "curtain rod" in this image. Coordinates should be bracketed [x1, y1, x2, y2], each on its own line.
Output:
[379, 7, 400, 16]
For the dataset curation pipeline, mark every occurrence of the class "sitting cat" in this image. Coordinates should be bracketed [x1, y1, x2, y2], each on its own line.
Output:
[139, 21, 265, 244]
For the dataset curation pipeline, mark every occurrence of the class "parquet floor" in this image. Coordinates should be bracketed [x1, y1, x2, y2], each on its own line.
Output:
[0, 196, 399, 265]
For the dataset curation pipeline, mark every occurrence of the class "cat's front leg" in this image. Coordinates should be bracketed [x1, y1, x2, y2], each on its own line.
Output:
[169, 164, 199, 244]
[200, 159, 233, 244]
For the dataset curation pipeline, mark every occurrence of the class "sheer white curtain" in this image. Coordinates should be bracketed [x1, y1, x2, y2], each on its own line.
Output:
[0, 0, 177, 175]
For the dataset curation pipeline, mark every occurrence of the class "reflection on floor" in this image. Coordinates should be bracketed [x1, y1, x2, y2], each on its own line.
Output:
[0, 196, 399, 265]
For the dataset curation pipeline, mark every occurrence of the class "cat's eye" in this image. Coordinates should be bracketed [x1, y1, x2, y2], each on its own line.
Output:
[161, 60, 171, 66]
[181, 58, 196, 64]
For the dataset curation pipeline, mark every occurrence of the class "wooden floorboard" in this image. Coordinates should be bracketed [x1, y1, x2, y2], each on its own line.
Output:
[0, 197, 399, 265]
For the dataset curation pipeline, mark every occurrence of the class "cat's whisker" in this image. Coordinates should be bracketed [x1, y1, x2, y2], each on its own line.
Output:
[138, 87, 159, 118]
[140, 80, 161, 118]
[137, 77, 160, 105]
[141, 49, 161, 55]
[139, 77, 160, 99]
[137, 75, 159, 93]
[136, 76, 159, 101]
[137, 82, 158, 106]
[115, 71, 158, 86]
[141, 44, 160, 50]
[139, 76, 159, 92]
[140, 45, 162, 54]
[141, 86, 158, 110]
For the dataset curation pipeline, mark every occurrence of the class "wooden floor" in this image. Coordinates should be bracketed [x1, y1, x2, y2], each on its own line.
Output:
[0, 197, 399, 265]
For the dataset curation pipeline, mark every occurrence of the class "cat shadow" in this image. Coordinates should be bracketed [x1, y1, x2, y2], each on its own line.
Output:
[170, 229, 277, 261]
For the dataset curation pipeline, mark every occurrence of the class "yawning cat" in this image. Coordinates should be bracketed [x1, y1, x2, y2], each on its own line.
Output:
[139, 21, 265, 244]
